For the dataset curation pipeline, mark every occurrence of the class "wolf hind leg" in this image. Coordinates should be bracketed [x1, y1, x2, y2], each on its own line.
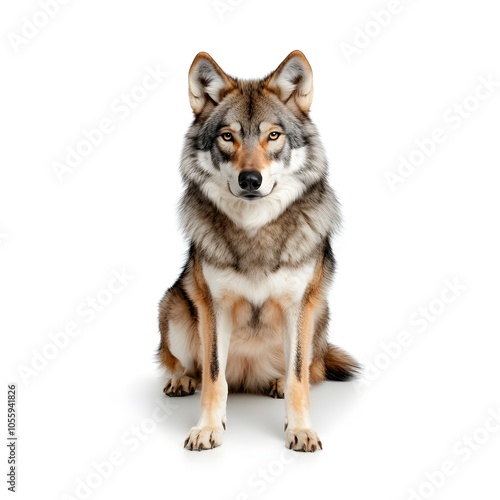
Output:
[163, 374, 198, 397]
[268, 377, 285, 399]
[158, 286, 200, 397]
[158, 336, 199, 397]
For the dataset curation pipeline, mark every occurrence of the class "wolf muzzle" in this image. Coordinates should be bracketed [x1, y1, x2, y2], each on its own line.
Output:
[238, 170, 262, 197]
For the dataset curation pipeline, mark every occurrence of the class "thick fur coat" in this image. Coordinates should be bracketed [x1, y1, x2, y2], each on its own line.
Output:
[158, 51, 357, 452]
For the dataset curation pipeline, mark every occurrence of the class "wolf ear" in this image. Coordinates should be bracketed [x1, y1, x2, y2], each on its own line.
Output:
[265, 50, 313, 114]
[188, 52, 236, 115]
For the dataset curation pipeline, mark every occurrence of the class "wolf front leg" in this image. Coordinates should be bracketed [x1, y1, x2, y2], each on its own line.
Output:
[283, 295, 323, 452]
[184, 299, 231, 451]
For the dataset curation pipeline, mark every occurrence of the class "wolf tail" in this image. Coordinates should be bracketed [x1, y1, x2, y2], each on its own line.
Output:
[323, 344, 359, 381]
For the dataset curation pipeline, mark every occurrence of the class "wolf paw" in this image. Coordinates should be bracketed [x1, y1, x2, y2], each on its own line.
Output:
[285, 428, 322, 452]
[268, 378, 285, 399]
[184, 426, 224, 451]
[163, 375, 197, 397]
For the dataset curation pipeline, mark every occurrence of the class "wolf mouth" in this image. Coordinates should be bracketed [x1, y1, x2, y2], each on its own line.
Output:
[228, 182, 277, 201]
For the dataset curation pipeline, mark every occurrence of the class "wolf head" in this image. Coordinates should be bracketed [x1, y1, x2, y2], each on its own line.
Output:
[181, 51, 329, 231]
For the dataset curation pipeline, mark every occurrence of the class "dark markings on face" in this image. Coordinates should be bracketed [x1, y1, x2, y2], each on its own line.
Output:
[196, 104, 230, 151]
[280, 116, 308, 149]
[210, 140, 231, 168]
[247, 90, 254, 120]
[193, 83, 312, 174]
[269, 146, 290, 163]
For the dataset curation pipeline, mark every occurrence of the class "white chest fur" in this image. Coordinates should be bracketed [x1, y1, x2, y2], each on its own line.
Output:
[202, 261, 315, 305]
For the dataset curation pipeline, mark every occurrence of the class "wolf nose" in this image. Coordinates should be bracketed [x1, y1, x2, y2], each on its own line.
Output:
[238, 171, 262, 192]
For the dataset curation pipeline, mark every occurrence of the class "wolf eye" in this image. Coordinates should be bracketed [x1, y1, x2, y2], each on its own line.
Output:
[268, 131, 281, 141]
[221, 132, 233, 142]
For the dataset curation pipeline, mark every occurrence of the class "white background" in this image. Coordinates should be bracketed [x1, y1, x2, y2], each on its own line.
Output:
[1, 1, 500, 499]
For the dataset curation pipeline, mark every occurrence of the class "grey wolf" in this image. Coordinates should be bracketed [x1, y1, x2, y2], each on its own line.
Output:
[158, 50, 358, 452]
